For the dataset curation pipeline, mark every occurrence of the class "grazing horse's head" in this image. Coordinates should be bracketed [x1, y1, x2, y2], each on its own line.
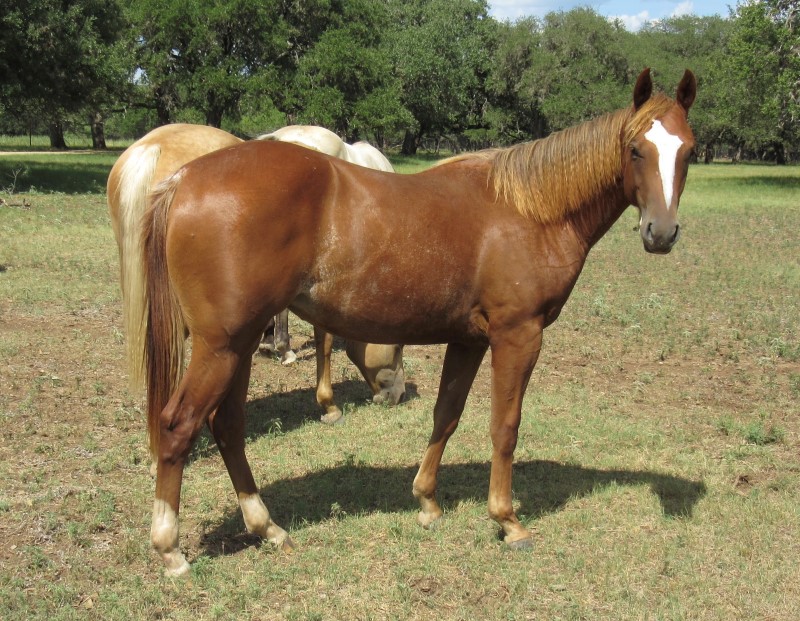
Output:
[623, 68, 696, 254]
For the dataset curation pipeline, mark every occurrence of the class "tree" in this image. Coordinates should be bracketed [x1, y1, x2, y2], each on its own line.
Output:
[386, 0, 496, 154]
[125, 0, 290, 128]
[639, 15, 733, 162]
[521, 9, 634, 132]
[0, 0, 129, 147]
[292, 0, 410, 142]
[715, 0, 800, 162]
[485, 18, 549, 142]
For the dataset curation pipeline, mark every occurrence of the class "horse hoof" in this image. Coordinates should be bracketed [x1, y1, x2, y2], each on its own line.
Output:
[506, 536, 534, 551]
[417, 510, 444, 531]
[281, 350, 297, 365]
[279, 536, 296, 554]
[320, 410, 344, 425]
[162, 554, 191, 578]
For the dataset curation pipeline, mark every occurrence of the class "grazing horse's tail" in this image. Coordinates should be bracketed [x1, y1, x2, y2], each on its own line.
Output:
[142, 174, 186, 461]
[112, 143, 161, 392]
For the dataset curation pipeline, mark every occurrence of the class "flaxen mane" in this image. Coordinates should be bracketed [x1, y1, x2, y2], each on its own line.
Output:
[443, 94, 677, 224]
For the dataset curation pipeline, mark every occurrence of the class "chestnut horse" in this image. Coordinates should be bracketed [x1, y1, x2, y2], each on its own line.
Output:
[107, 124, 405, 426]
[143, 69, 696, 575]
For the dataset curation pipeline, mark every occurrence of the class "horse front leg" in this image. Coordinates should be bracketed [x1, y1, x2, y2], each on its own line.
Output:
[413, 342, 487, 529]
[487, 323, 543, 548]
[314, 326, 343, 424]
[207, 353, 293, 552]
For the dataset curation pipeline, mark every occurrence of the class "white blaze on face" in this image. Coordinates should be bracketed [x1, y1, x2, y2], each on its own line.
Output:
[644, 120, 684, 209]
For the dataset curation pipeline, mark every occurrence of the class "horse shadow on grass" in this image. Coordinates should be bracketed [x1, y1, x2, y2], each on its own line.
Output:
[199, 459, 706, 558]
[188, 379, 421, 462]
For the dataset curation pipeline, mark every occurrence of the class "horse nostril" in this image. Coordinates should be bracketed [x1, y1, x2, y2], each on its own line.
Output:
[646, 222, 655, 242]
[671, 224, 681, 244]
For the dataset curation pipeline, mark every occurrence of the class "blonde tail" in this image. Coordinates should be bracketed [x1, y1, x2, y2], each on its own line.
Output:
[114, 144, 161, 391]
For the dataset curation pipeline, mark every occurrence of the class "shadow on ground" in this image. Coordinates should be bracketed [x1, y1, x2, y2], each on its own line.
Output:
[187, 379, 421, 462]
[200, 459, 706, 558]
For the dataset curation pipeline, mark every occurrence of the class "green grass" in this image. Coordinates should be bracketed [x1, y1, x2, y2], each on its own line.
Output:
[0, 158, 798, 620]
[0, 133, 131, 151]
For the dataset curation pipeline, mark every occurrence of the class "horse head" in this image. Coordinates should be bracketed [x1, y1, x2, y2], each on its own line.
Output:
[623, 68, 696, 254]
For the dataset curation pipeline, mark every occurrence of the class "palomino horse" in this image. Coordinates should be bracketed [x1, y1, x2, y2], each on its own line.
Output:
[259, 125, 394, 172]
[142, 68, 696, 575]
[106, 124, 405, 425]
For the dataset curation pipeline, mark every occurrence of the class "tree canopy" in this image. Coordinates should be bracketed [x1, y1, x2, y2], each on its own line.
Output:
[1, 0, 797, 161]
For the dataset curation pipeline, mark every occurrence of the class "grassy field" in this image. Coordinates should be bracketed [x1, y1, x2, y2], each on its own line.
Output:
[0, 150, 798, 620]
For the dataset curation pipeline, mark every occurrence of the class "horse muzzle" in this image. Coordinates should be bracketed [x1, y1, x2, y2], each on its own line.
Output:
[641, 218, 680, 254]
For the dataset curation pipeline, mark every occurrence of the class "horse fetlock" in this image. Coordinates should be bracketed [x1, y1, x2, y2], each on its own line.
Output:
[151, 499, 189, 575]
[414, 493, 443, 529]
[372, 367, 406, 405]
[492, 513, 531, 549]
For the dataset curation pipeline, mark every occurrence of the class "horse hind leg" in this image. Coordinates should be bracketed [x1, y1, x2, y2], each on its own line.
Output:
[150, 341, 250, 575]
[257, 310, 296, 365]
[274, 309, 296, 365]
[258, 316, 277, 355]
[314, 326, 343, 424]
[345, 341, 406, 405]
[207, 354, 293, 552]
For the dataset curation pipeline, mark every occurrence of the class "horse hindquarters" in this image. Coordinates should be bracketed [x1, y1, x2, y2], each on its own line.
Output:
[145, 177, 296, 574]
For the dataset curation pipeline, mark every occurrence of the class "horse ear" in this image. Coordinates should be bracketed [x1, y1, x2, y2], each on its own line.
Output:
[633, 68, 653, 111]
[676, 69, 697, 115]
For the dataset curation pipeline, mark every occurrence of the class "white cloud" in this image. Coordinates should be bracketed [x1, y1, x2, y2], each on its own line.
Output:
[488, 0, 582, 21]
[672, 1, 694, 17]
[610, 10, 651, 31]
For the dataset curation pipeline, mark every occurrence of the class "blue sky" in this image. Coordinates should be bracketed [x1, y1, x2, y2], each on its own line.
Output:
[488, 0, 736, 30]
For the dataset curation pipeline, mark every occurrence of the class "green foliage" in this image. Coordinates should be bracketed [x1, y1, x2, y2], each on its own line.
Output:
[1, 0, 799, 159]
[292, 1, 409, 140]
[712, 0, 800, 161]
[124, 0, 290, 127]
[386, 0, 496, 152]
[0, 0, 130, 145]
[529, 9, 633, 129]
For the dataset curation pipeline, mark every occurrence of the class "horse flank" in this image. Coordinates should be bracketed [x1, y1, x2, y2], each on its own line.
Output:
[142, 174, 187, 460]
[116, 144, 161, 391]
[443, 94, 677, 225]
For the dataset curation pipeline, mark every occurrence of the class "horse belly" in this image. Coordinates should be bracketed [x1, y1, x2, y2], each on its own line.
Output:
[292, 254, 479, 345]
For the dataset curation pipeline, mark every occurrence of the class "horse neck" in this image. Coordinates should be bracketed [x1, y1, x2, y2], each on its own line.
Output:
[565, 183, 630, 252]
[526, 109, 632, 252]
[490, 109, 632, 244]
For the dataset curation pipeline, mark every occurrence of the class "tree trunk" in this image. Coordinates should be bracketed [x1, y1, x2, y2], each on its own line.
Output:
[774, 142, 786, 165]
[205, 91, 225, 128]
[48, 121, 67, 149]
[703, 144, 714, 164]
[205, 106, 224, 129]
[401, 130, 418, 155]
[155, 86, 173, 126]
[90, 111, 107, 149]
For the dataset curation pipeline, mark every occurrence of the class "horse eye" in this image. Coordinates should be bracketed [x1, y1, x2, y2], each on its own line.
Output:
[631, 146, 643, 160]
